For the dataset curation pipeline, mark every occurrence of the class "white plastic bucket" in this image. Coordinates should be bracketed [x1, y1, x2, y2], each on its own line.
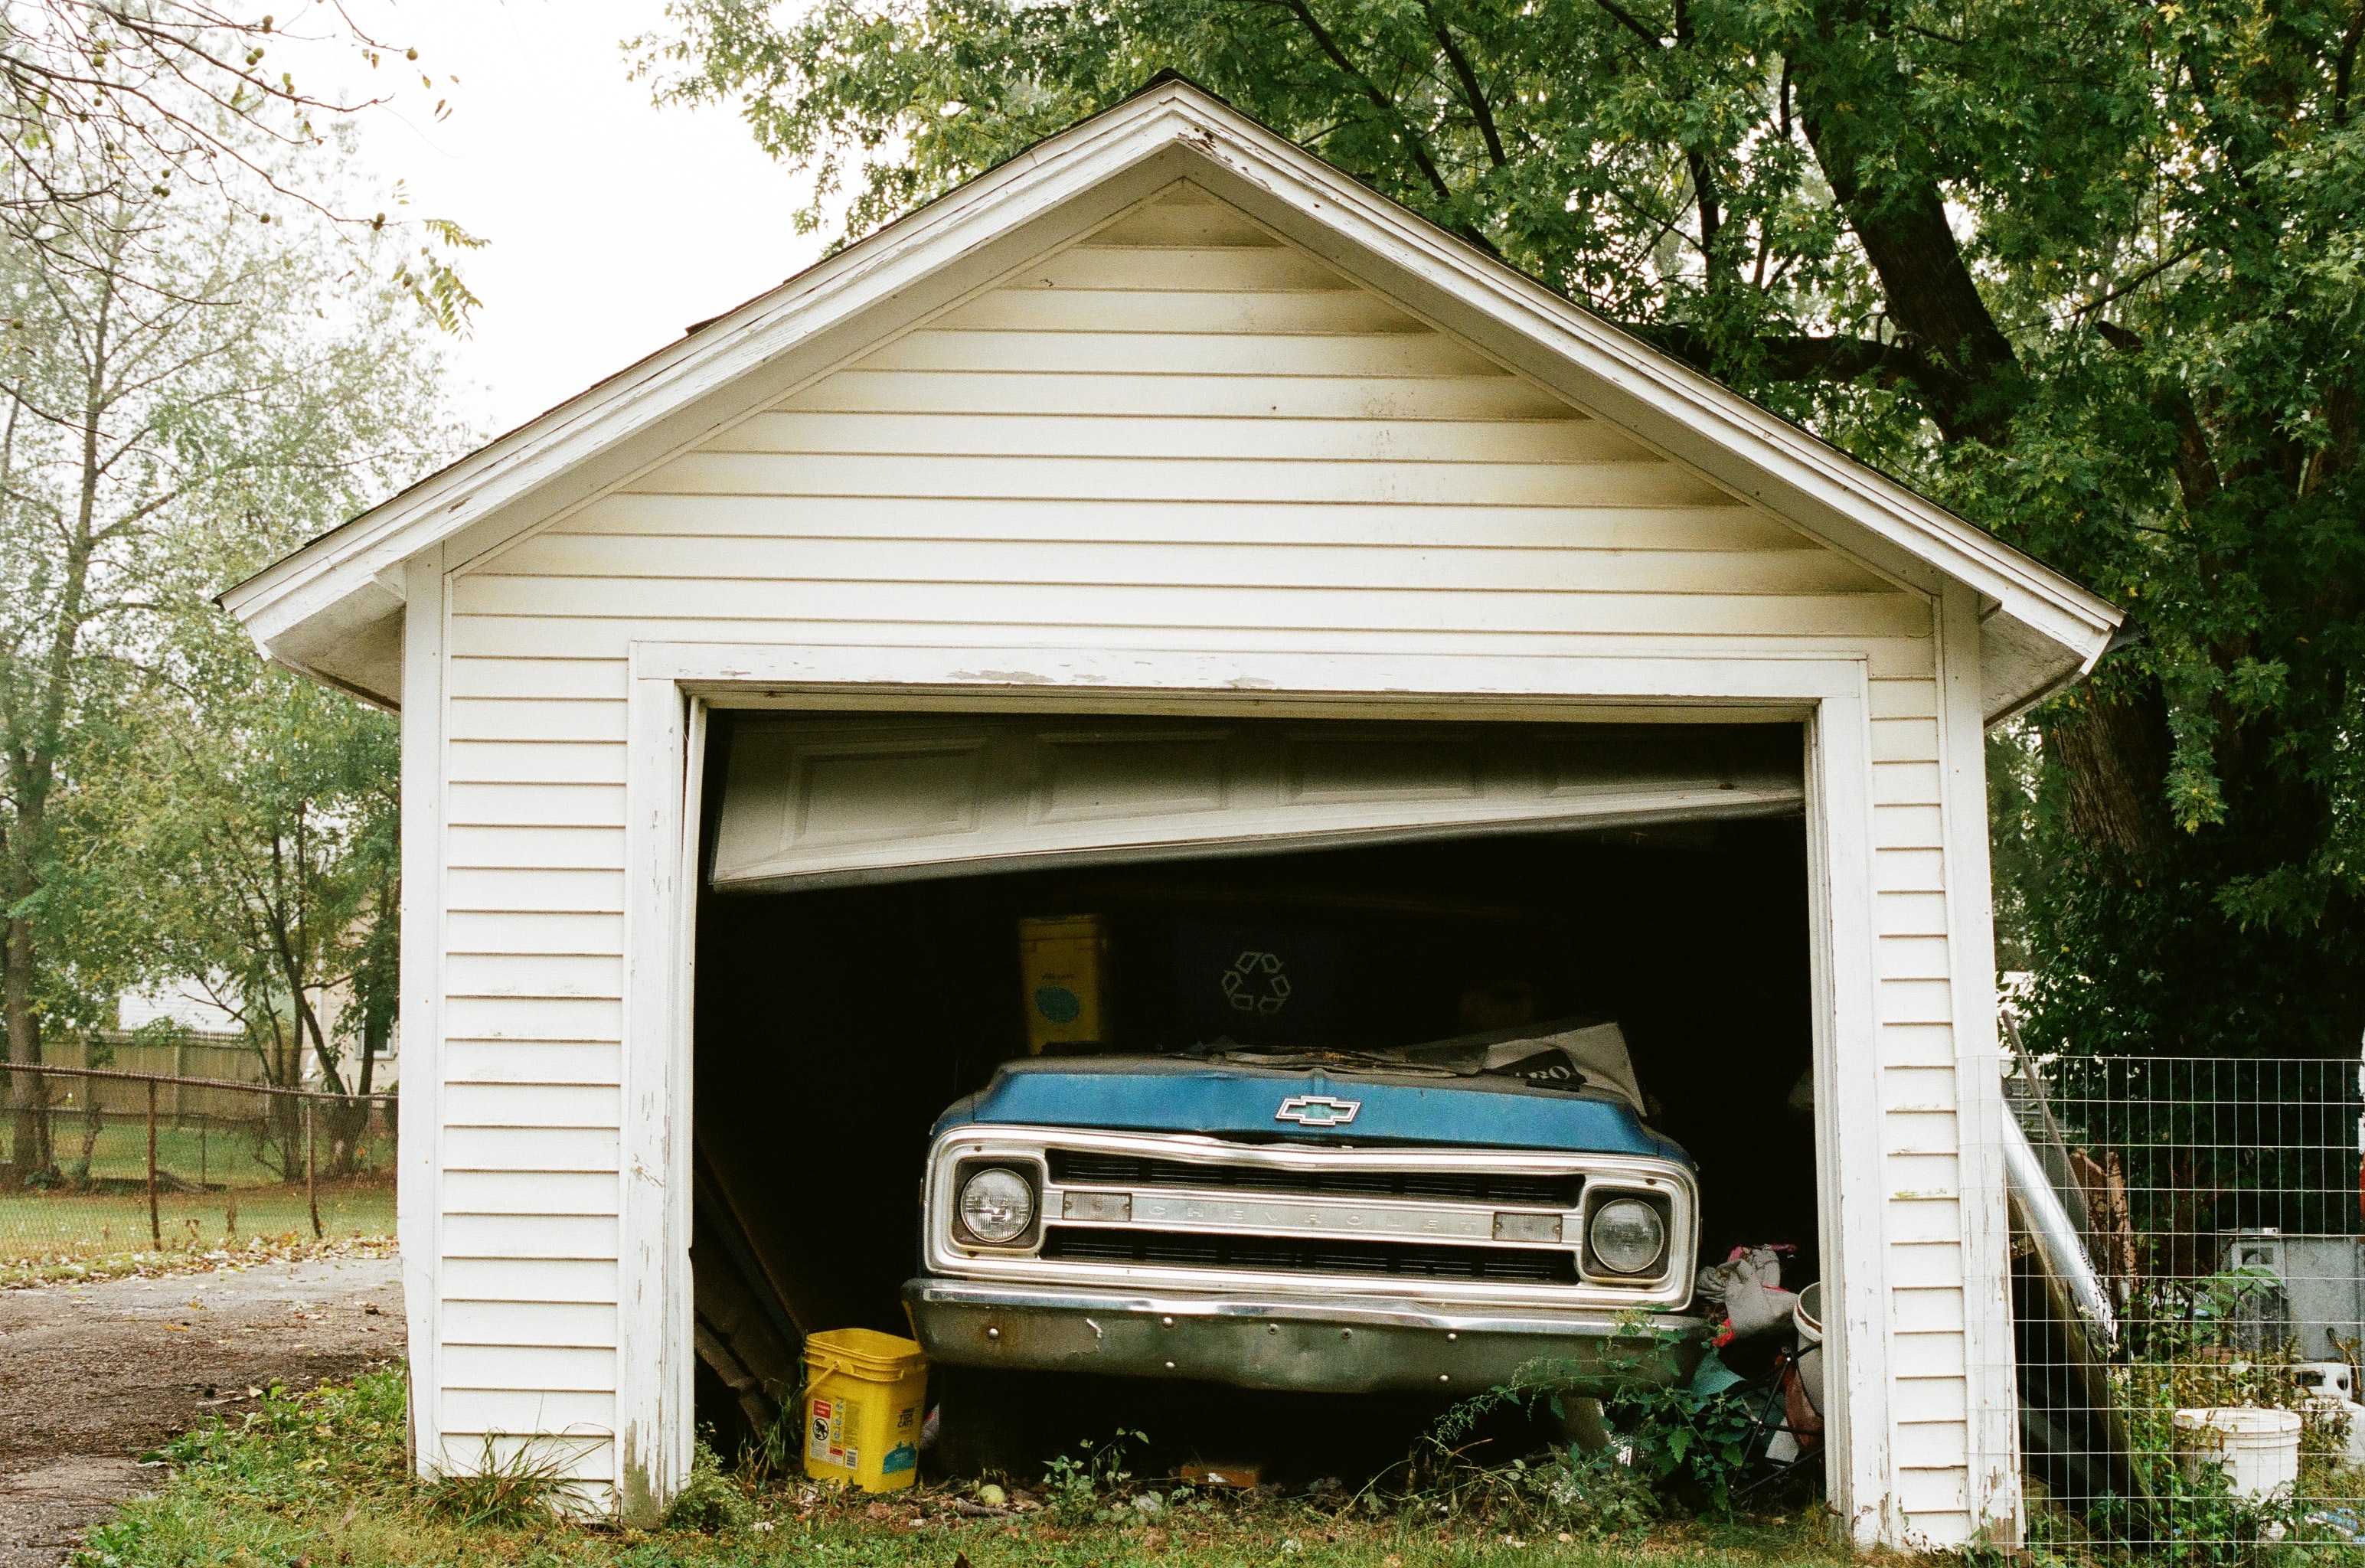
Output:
[1792, 1282, 1824, 1413]
[2174, 1407, 2301, 1498]
[1793, 1281, 1823, 1346]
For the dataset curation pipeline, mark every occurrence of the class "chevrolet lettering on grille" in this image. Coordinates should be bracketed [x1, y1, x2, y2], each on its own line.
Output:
[1274, 1094, 1361, 1128]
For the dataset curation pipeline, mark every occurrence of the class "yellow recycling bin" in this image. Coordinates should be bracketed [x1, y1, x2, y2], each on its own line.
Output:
[1020, 913, 1108, 1051]
[800, 1328, 929, 1491]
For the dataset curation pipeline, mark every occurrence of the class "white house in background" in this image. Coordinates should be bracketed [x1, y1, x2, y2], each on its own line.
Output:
[118, 980, 244, 1039]
[116, 978, 400, 1090]
[222, 80, 2118, 1543]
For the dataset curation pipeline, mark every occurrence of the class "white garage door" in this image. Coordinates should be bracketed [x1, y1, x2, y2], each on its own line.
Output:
[710, 715, 1802, 893]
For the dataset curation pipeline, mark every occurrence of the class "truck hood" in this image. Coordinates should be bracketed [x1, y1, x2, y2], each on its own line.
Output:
[932, 1055, 1690, 1165]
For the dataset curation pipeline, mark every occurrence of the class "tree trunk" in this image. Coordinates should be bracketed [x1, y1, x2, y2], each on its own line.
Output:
[1790, 0, 2023, 441]
[2043, 684, 2175, 858]
[337, 986, 392, 1178]
[4, 913, 53, 1178]
[1787, 2, 2169, 847]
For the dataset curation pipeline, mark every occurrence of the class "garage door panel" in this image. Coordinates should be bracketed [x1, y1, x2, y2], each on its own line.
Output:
[714, 715, 1803, 892]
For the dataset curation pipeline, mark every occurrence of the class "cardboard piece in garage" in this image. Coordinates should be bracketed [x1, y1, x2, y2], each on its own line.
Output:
[1174, 918, 1344, 1048]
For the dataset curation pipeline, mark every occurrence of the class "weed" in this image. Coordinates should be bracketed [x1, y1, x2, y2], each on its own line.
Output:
[1040, 1427, 1148, 1521]
[1600, 1371, 1764, 1513]
[1512, 1445, 1664, 1539]
[661, 1439, 752, 1532]
[1385, 1383, 1668, 1540]
[733, 1389, 804, 1486]
[1501, 1334, 1769, 1516]
[422, 1434, 585, 1528]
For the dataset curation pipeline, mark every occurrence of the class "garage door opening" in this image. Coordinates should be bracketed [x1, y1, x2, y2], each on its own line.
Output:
[686, 710, 1821, 1482]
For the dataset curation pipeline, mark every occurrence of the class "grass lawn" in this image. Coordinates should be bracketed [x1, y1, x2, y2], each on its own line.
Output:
[18, 1119, 393, 1187]
[0, 1178, 395, 1265]
[74, 1370, 1866, 1568]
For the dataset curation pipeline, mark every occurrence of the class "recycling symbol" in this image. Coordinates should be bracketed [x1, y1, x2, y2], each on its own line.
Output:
[1220, 950, 1292, 1016]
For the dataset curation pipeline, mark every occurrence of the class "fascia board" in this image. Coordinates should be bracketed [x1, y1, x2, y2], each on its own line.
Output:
[225, 81, 2119, 677]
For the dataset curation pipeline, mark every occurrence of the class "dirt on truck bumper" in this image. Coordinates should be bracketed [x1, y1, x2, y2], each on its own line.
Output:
[903, 1278, 1704, 1395]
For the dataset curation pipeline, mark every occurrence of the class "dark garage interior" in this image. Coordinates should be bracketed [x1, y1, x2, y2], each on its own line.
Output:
[685, 711, 1824, 1481]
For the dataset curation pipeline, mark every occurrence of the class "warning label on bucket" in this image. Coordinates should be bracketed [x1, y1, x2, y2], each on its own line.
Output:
[808, 1394, 862, 1471]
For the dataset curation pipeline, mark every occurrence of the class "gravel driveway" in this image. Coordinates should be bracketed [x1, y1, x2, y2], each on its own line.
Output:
[0, 1255, 403, 1568]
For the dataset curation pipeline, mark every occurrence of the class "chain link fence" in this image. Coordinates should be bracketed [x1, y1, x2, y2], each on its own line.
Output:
[2000, 1051, 2365, 1557]
[1, 1061, 395, 1266]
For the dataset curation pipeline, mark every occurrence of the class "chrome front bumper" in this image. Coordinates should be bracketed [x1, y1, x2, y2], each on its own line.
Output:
[903, 1278, 1704, 1394]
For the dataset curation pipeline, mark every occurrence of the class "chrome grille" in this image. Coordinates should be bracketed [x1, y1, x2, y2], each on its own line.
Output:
[1043, 1227, 1579, 1284]
[1047, 1149, 1582, 1209]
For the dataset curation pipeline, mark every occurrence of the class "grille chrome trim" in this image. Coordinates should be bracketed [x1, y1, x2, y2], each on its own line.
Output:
[1043, 1226, 1583, 1282]
[1122, 1191, 1508, 1243]
[923, 1123, 1698, 1313]
[1047, 1148, 1582, 1208]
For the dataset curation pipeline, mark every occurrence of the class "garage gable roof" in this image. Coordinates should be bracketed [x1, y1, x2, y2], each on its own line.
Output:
[223, 77, 2120, 716]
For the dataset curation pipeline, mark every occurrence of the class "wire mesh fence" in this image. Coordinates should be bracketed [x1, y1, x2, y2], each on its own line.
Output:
[2001, 1050, 2365, 1560]
[0, 1060, 395, 1266]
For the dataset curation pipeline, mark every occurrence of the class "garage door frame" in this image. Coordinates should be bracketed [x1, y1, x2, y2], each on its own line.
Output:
[616, 639, 1914, 1534]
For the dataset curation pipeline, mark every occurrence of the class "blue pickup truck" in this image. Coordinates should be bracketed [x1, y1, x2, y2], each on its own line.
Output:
[902, 1024, 1704, 1396]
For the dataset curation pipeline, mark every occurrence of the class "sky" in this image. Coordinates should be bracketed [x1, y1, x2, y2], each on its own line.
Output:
[296, 1, 832, 437]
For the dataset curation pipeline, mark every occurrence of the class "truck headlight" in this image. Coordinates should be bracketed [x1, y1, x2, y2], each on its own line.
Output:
[958, 1167, 1037, 1245]
[1587, 1197, 1667, 1276]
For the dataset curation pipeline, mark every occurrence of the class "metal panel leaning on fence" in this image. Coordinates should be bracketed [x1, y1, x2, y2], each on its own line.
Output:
[0, 1060, 394, 1262]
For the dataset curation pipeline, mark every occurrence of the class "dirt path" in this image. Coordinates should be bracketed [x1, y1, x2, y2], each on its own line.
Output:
[0, 1255, 403, 1568]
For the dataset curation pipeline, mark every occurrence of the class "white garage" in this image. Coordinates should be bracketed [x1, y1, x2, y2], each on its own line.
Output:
[224, 79, 2118, 1546]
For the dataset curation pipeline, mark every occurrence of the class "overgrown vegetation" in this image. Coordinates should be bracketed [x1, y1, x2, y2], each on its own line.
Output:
[75, 1367, 1850, 1568]
[2022, 1267, 2365, 1566]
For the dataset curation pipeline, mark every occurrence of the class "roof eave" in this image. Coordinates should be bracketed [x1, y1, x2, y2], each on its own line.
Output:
[224, 80, 2120, 685]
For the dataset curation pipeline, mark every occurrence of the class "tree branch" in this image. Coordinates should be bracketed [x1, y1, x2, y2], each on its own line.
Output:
[2337, 1, 2364, 125]
[1790, 0, 2023, 441]
[1421, 2, 1507, 166]
[1586, 0, 1671, 47]
[1272, 0, 1459, 205]
[1641, 324, 1960, 398]
[2095, 320, 2221, 511]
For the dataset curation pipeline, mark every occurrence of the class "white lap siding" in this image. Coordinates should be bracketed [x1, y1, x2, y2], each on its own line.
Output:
[436, 684, 628, 1491]
[423, 183, 1985, 1532]
[1868, 669, 1978, 1535]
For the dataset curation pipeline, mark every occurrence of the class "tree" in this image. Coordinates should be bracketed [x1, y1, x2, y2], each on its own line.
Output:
[117, 165, 451, 1179]
[641, 0, 2365, 1060]
[0, 145, 453, 1181]
[0, 2, 482, 328]
[126, 658, 403, 1177]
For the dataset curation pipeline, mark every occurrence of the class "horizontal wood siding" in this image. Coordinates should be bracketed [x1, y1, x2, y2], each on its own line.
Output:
[433, 182, 1972, 1516]
[1867, 668, 1975, 1541]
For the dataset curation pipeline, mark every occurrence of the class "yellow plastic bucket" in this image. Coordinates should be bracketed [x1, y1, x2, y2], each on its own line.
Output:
[800, 1328, 929, 1491]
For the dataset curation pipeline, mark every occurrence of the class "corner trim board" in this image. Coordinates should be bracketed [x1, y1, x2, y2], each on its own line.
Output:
[1939, 580, 2021, 1541]
[399, 551, 448, 1478]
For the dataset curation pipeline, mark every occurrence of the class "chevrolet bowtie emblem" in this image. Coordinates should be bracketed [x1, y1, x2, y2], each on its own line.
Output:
[1275, 1094, 1361, 1128]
